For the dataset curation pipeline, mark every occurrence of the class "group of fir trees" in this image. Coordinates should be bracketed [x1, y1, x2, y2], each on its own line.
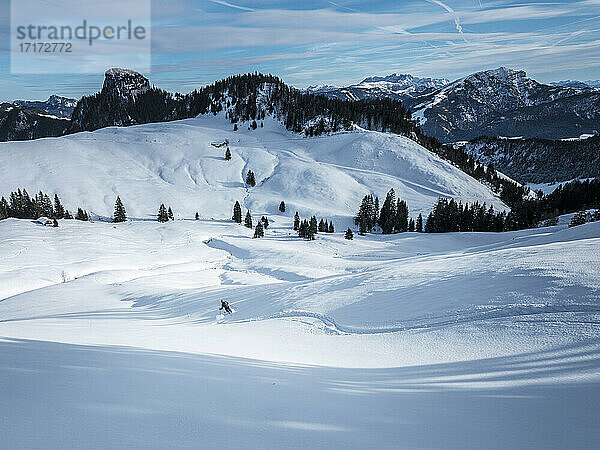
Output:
[424, 198, 505, 233]
[569, 209, 600, 227]
[318, 218, 335, 233]
[295, 213, 334, 240]
[0, 188, 82, 222]
[75, 208, 89, 221]
[157, 204, 175, 222]
[355, 189, 411, 235]
[232, 200, 267, 238]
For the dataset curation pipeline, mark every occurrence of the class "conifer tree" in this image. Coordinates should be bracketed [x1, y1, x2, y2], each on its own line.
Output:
[158, 204, 169, 222]
[379, 189, 397, 234]
[279, 201, 286, 213]
[416, 213, 423, 232]
[355, 195, 375, 232]
[232, 201, 242, 223]
[253, 221, 264, 238]
[293, 211, 300, 230]
[75, 208, 89, 221]
[310, 216, 318, 235]
[168, 207, 174, 221]
[261, 216, 269, 229]
[344, 228, 354, 240]
[225, 147, 232, 160]
[53, 194, 65, 219]
[409, 218, 415, 232]
[373, 196, 380, 228]
[233, 123, 238, 131]
[245, 210, 253, 228]
[113, 196, 127, 223]
[0, 197, 8, 220]
[195, 212, 200, 220]
[395, 199, 409, 232]
[328, 221, 334, 233]
[318, 219, 325, 232]
[63, 209, 73, 219]
[245, 170, 256, 187]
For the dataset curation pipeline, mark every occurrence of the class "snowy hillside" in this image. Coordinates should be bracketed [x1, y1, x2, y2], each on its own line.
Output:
[2, 112, 599, 448]
[0, 113, 504, 221]
[1, 215, 599, 448]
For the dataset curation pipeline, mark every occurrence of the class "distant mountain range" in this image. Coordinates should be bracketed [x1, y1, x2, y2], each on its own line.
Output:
[307, 68, 600, 143]
[0, 95, 75, 142]
[14, 95, 77, 119]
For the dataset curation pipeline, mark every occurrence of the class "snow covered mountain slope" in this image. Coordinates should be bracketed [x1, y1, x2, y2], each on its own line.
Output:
[0, 113, 504, 220]
[1, 215, 599, 448]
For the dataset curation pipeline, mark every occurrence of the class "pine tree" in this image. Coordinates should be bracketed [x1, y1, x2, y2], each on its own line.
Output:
[225, 147, 232, 160]
[253, 221, 264, 238]
[0, 197, 8, 220]
[113, 196, 127, 223]
[355, 195, 375, 232]
[63, 209, 73, 219]
[53, 194, 65, 219]
[424, 212, 434, 233]
[232, 201, 242, 223]
[158, 204, 169, 222]
[344, 228, 354, 240]
[261, 216, 269, 229]
[328, 221, 334, 233]
[373, 197, 380, 228]
[245, 170, 256, 187]
[75, 208, 88, 221]
[279, 201, 286, 213]
[195, 212, 200, 220]
[395, 199, 409, 232]
[379, 189, 397, 234]
[309, 216, 318, 235]
[293, 211, 300, 230]
[233, 123, 238, 131]
[245, 210, 253, 228]
[409, 218, 415, 232]
[168, 207, 174, 221]
[416, 213, 423, 232]
[318, 218, 325, 232]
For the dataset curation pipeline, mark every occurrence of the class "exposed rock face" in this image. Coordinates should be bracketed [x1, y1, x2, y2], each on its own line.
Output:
[101, 68, 150, 99]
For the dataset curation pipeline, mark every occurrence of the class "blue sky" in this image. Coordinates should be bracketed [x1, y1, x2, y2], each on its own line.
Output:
[1, 0, 600, 101]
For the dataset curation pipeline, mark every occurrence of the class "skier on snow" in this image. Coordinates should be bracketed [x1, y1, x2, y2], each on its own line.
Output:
[219, 300, 232, 314]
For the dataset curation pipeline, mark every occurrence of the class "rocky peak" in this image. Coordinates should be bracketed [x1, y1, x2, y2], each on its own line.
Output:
[102, 68, 150, 98]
